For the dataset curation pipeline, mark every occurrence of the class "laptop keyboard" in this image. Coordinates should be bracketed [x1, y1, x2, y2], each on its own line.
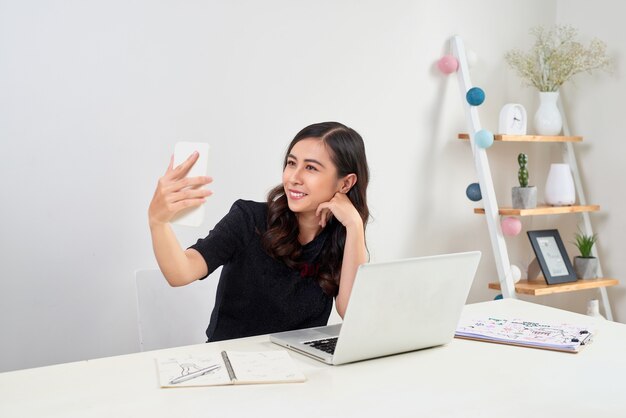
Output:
[303, 337, 338, 354]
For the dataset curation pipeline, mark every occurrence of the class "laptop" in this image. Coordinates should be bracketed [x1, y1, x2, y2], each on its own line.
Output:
[270, 251, 481, 365]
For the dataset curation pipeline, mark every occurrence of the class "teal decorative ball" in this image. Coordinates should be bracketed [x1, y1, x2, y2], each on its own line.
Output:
[466, 87, 485, 106]
[466, 183, 482, 201]
[494, 294, 503, 300]
[475, 129, 494, 148]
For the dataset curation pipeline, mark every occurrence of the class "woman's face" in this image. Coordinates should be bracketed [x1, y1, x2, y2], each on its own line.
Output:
[283, 138, 343, 216]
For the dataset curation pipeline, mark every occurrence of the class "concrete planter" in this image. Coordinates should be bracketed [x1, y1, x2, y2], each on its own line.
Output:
[574, 256, 598, 280]
[512, 186, 537, 209]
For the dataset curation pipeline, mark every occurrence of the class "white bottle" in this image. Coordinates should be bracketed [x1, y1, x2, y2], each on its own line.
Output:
[544, 163, 575, 206]
[586, 299, 605, 319]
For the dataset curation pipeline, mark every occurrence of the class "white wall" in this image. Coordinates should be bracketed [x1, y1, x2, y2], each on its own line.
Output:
[2, 0, 623, 372]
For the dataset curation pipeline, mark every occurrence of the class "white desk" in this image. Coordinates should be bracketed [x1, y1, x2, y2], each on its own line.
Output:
[1, 299, 625, 418]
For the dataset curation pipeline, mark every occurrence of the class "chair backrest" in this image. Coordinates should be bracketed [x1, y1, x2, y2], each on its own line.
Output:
[327, 300, 343, 325]
[134, 269, 217, 351]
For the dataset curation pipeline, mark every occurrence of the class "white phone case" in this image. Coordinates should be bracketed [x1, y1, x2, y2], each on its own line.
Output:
[171, 141, 210, 227]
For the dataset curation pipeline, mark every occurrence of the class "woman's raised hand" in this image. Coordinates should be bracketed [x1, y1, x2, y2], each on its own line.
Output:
[315, 192, 362, 230]
[148, 152, 213, 226]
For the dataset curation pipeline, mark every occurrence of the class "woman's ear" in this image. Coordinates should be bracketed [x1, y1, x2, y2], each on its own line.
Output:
[339, 173, 357, 193]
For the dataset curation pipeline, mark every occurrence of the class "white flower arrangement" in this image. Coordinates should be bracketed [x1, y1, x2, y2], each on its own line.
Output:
[505, 25, 611, 92]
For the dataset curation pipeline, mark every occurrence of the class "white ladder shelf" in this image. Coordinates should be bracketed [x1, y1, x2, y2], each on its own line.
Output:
[449, 35, 615, 320]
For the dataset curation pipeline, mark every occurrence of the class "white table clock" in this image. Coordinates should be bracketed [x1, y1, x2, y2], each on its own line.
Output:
[498, 103, 527, 135]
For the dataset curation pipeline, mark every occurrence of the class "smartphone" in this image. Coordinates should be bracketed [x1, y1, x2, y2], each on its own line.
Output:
[171, 141, 211, 227]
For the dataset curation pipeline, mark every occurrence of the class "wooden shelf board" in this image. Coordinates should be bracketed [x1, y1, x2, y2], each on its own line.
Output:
[488, 278, 619, 296]
[474, 205, 600, 216]
[458, 133, 582, 142]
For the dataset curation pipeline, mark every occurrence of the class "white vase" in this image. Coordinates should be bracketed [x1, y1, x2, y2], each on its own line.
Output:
[586, 299, 605, 319]
[544, 163, 575, 206]
[534, 92, 562, 135]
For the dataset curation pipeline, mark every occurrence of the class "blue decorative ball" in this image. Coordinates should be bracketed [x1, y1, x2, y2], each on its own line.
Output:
[475, 129, 494, 148]
[466, 183, 482, 202]
[494, 294, 503, 300]
[466, 87, 485, 106]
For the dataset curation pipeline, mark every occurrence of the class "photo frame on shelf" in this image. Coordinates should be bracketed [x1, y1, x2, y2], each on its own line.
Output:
[527, 229, 577, 285]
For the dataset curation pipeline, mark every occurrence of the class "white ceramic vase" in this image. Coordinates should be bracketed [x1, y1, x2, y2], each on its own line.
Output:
[534, 92, 563, 135]
[544, 163, 575, 206]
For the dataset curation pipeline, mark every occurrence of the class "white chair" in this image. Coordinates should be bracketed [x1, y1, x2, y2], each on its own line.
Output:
[134, 269, 218, 351]
[327, 300, 343, 325]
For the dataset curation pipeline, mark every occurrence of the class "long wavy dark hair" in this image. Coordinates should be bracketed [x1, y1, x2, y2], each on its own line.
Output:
[261, 122, 370, 296]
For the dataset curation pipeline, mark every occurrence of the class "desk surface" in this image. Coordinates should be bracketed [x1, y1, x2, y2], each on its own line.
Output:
[1, 299, 625, 418]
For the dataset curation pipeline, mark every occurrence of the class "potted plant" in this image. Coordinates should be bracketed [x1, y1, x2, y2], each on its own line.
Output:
[505, 25, 611, 135]
[572, 231, 598, 280]
[512, 153, 536, 209]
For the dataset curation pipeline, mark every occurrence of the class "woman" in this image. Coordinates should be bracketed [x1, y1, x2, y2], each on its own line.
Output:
[148, 121, 370, 342]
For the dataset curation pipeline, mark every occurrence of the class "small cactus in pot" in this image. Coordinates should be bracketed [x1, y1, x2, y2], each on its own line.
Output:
[518, 153, 529, 187]
[512, 153, 537, 209]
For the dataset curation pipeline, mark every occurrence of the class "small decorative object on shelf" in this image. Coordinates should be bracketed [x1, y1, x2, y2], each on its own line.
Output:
[527, 229, 577, 285]
[512, 153, 537, 209]
[573, 230, 599, 280]
[545, 163, 575, 206]
[504, 25, 612, 135]
[498, 104, 527, 135]
[586, 299, 604, 319]
[535, 92, 562, 135]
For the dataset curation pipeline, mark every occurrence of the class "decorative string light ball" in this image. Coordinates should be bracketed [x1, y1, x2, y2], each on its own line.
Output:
[510, 264, 522, 283]
[437, 55, 458, 74]
[501, 217, 522, 236]
[466, 183, 482, 201]
[475, 129, 494, 148]
[466, 87, 485, 106]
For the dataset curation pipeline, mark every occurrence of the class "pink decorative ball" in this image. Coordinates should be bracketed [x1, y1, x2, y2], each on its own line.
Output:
[437, 55, 458, 74]
[501, 217, 522, 236]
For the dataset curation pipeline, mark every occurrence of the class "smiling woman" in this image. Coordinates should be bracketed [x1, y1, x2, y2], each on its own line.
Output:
[148, 122, 370, 342]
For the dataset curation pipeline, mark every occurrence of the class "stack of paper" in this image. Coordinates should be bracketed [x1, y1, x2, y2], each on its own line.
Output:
[455, 317, 594, 353]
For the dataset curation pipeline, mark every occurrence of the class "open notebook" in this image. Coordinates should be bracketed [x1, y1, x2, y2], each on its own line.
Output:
[156, 350, 305, 387]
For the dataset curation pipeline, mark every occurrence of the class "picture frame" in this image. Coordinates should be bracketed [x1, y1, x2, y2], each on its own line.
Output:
[527, 229, 577, 285]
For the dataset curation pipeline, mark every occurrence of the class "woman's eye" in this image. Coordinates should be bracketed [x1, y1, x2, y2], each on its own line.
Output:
[286, 160, 296, 167]
[305, 165, 318, 171]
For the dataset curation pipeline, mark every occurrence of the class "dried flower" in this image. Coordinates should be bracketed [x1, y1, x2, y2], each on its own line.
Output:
[505, 25, 611, 92]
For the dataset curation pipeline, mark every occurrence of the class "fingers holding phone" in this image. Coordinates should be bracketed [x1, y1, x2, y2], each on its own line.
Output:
[149, 142, 212, 227]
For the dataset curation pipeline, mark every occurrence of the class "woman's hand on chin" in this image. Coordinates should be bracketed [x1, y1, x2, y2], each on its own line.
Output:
[315, 192, 361, 229]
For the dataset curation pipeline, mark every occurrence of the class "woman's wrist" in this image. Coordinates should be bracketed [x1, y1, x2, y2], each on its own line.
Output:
[149, 217, 169, 231]
[344, 217, 364, 234]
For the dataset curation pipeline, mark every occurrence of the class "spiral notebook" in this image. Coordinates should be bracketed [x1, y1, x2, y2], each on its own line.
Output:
[156, 350, 305, 387]
[455, 317, 594, 353]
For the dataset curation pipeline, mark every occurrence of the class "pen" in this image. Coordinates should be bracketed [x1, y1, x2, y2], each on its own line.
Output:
[169, 364, 221, 385]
